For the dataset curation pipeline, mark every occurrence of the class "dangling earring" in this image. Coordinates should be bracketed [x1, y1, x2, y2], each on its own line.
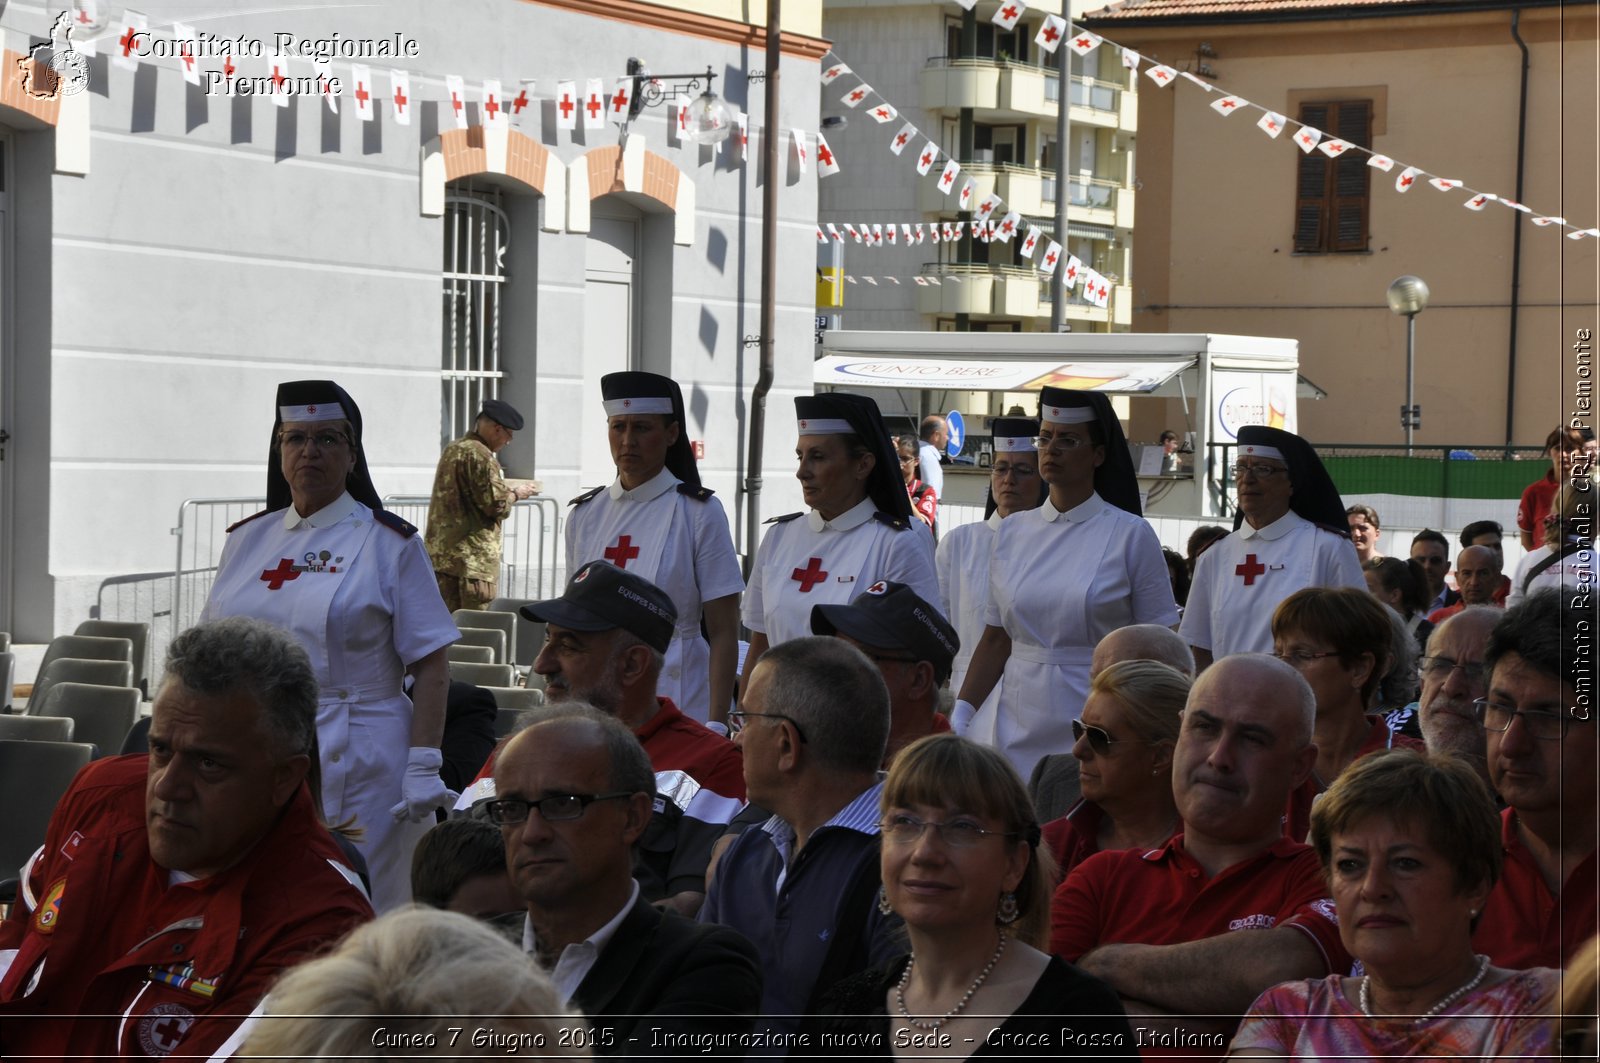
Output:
[877, 886, 894, 916]
[997, 892, 1019, 925]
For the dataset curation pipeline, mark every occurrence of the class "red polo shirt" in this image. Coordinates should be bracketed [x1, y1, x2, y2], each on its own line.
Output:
[1473, 808, 1598, 970]
[1284, 715, 1424, 841]
[1043, 798, 1105, 878]
[1050, 833, 1348, 972]
[1518, 470, 1560, 539]
[633, 697, 745, 800]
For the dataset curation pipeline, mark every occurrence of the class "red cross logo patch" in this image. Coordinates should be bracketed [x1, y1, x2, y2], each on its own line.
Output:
[306, 405, 317, 414]
[33, 877, 66, 934]
[138, 1003, 195, 1057]
[574, 565, 592, 583]
[867, 581, 888, 595]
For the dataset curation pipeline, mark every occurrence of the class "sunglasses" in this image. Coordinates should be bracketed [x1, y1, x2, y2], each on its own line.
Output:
[1072, 719, 1132, 756]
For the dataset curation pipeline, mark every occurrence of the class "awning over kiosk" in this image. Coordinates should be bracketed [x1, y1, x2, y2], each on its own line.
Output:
[814, 355, 1195, 395]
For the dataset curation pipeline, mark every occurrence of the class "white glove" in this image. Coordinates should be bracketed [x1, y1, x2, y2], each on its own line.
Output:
[950, 699, 978, 736]
[389, 747, 459, 823]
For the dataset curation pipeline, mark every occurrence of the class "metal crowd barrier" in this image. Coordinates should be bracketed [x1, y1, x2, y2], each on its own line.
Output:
[383, 494, 563, 600]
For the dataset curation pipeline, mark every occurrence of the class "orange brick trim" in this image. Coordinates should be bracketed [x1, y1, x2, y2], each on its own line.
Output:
[582, 144, 680, 213]
[1, 49, 64, 127]
[440, 127, 552, 193]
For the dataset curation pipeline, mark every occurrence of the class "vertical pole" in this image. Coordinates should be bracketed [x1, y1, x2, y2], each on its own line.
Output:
[744, 0, 781, 572]
[955, 8, 976, 332]
[1404, 313, 1416, 456]
[1049, 27, 1070, 332]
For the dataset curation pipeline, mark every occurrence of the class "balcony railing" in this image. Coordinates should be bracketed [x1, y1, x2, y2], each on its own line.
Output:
[924, 56, 1124, 114]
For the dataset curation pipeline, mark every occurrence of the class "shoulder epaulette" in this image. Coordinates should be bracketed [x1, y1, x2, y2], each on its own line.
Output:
[569, 486, 605, 507]
[764, 512, 804, 524]
[676, 483, 715, 502]
[225, 509, 273, 533]
[375, 510, 417, 537]
[873, 511, 911, 531]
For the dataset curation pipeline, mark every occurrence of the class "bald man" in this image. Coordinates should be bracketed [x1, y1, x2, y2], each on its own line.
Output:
[1031, 625, 1196, 821]
[1428, 545, 1503, 623]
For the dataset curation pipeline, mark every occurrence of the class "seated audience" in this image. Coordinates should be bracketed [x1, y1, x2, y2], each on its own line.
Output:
[242, 907, 585, 1060]
[490, 704, 760, 1052]
[1230, 749, 1558, 1058]
[1041, 660, 1187, 877]
[1372, 603, 1421, 718]
[1272, 586, 1423, 840]
[0, 618, 372, 1059]
[701, 637, 901, 1051]
[410, 816, 520, 920]
[1409, 528, 1454, 613]
[1346, 503, 1383, 564]
[1508, 481, 1596, 606]
[1472, 591, 1597, 970]
[1429, 541, 1507, 623]
[1363, 555, 1433, 654]
[815, 734, 1134, 1054]
[1054, 655, 1348, 1055]
[811, 579, 959, 764]
[1410, 607, 1500, 787]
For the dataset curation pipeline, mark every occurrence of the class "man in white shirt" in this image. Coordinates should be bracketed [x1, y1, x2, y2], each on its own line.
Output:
[918, 415, 947, 498]
[488, 705, 759, 1053]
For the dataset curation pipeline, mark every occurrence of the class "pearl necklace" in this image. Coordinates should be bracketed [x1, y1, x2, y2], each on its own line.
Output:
[896, 933, 1008, 1032]
[1360, 954, 1491, 1026]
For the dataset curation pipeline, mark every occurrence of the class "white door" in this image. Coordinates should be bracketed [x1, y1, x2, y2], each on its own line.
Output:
[582, 213, 639, 488]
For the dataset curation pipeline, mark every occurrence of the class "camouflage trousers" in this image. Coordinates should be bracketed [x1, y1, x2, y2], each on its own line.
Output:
[435, 572, 497, 612]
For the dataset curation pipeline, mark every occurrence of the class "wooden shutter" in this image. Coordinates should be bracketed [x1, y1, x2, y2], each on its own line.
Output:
[1293, 103, 1330, 252]
[1293, 100, 1372, 253]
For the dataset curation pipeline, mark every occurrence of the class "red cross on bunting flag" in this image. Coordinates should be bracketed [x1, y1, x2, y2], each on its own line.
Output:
[1464, 193, 1496, 211]
[939, 159, 961, 193]
[511, 85, 531, 119]
[268, 56, 290, 108]
[1210, 95, 1244, 116]
[842, 85, 870, 108]
[113, 9, 146, 72]
[891, 123, 916, 156]
[1318, 138, 1351, 158]
[1035, 15, 1067, 53]
[793, 129, 808, 174]
[1020, 225, 1041, 259]
[556, 80, 577, 130]
[1531, 214, 1567, 227]
[1069, 31, 1102, 56]
[446, 74, 468, 129]
[991, 1, 1025, 31]
[974, 193, 1003, 223]
[1257, 110, 1285, 138]
[389, 69, 411, 126]
[482, 79, 505, 127]
[1293, 126, 1322, 153]
[1366, 153, 1395, 172]
[352, 64, 374, 121]
[583, 78, 606, 129]
[736, 112, 749, 162]
[816, 132, 840, 177]
[1395, 166, 1421, 192]
[821, 63, 851, 85]
[173, 21, 200, 86]
[958, 176, 977, 209]
[917, 142, 938, 175]
[222, 54, 235, 84]
[870, 104, 897, 124]
[314, 58, 337, 114]
[1040, 241, 1061, 276]
[1429, 177, 1462, 192]
[1145, 64, 1178, 87]
[609, 78, 631, 119]
[1063, 254, 1083, 289]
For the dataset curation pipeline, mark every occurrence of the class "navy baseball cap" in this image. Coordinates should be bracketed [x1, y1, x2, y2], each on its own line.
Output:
[811, 581, 959, 684]
[481, 398, 525, 431]
[521, 561, 677, 654]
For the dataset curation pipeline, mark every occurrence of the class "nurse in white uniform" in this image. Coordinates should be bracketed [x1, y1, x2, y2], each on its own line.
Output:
[954, 389, 1178, 780]
[564, 372, 744, 726]
[935, 416, 1046, 711]
[741, 392, 940, 686]
[203, 380, 458, 912]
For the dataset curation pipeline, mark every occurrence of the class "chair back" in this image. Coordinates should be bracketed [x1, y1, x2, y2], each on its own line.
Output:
[0, 631, 11, 652]
[454, 609, 517, 664]
[122, 715, 153, 755]
[489, 597, 544, 668]
[26, 659, 135, 715]
[0, 650, 14, 712]
[0, 739, 94, 884]
[33, 634, 134, 684]
[482, 685, 544, 712]
[447, 661, 517, 688]
[453, 626, 508, 664]
[0, 714, 75, 742]
[447, 643, 495, 665]
[36, 683, 142, 759]
[74, 621, 151, 696]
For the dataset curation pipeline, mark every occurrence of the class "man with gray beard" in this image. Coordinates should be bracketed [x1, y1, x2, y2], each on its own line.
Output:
[1415, 606, 1501, 790]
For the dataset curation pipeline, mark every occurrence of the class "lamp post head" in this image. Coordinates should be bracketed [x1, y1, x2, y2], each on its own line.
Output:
[681, 69, 735, 145]
[1387, 275, 1430, 317]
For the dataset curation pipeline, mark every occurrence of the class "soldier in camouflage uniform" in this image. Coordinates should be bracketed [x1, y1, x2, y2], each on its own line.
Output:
[425, 399, 533, 610]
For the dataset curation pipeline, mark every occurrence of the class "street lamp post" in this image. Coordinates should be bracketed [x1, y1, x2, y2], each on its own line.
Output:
[1387, 275, 1430, 456]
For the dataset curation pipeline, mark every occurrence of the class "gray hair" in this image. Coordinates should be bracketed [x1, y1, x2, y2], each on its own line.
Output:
[243, 907, 584, 1060]
[516, 701, 655, 800]
[1378, 603, 1420, 707]
[163, 617, 317, 759]
[760, 636, 889, 775]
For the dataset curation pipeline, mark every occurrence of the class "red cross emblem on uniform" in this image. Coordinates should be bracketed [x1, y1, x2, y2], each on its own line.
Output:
[260, 558, 300, 590]
[622, 399, 632, 408]
[306, 405, 317, 414]
[867, 581, 888, 595]
[604, 536, 640, 568]
[791, 557, 828, 592]
[1236, 554, 1266, 586]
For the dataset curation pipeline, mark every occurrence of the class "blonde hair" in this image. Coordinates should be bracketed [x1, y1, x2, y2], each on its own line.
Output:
[243, 907, 587, 1060]
[882, 734, 1055, 949]
[1088, 660, 1190, 748]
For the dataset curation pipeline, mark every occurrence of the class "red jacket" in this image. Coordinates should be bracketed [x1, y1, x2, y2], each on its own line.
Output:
[0, 755, 372, 1060]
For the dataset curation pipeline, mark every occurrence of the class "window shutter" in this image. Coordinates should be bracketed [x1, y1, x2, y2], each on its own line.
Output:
[1293, 104, 1330, 253]
[1331, 100, 1372, 252]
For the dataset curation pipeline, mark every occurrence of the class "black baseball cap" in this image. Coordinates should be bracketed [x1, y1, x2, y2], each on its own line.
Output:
[520, 561, 677, 654]
[811, 581, 959, 684]
[481, 398, 525, 431]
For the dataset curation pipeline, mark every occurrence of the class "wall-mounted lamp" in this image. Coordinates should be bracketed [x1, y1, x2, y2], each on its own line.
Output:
[625, 58, 735, 143]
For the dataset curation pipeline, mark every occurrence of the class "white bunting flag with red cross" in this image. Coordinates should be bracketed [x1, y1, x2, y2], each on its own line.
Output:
[793, 129, 808, 173]
[736, 112, 749, 161]
[886, 225, 897, 246]
[389, 69, 412, 125]
[903, 224, 915, 243]
[1293, 127, 1322, 153]
[113, 10, 146, 72]
[1036, 15, 1067, 53]
[1569, 229, 1600, 240]
[992, 0, 1026, 31]
[953, 0, 977, 9]
[916, 142, 939, 175]
[826, 223, 843, 242]
[1020, 225, 1041, 258]
[608, 78, 631, 119]
[1395, 167, 1422, 192]
[891, 123, 917, 155]
[915, 224, 926, 244]
[446, 75, 468, 128]
[1080, 267, 1100, 301]
[1063, 254, 1083, 290]
[958, 177, 977, 209]
[1145, 65, 1178, 87]
[816, 226, 827, 244]
[974, 193, 1003, 223]
[870, 103, 897, 124]
[1531, 215, 1567, 227]
[1428, 177, 1462, 192]
[939, 159, 962, 195]
[914, 276, 929, 286]
[977, 222, 990, 243]
[267, 55, 291, 108]
[508, 83, 532, 126]
[1039, 241, 1062, 276]
[820, 62, 851, 85]
[482, 79, 506, 127]
[1317, 138, 1352, 158]
[555, 80, 578, 130]
[996, 212, 1021, 242]
[1501, 199, 1532, 214]
[1366, 153, 1395, 172]
[872, 224, 883, 245]
[844, 223, 861, 243]
[841, 84, 871, 108]
[172, 21, 200, 85]
[816, 132, 840, 177]
[350, 65, 374, 121]
[1211, 95, 1244, 116]
[1257, 111, 1286, 138]
[72, 0, 101, 55]
[1121, 48, 1141, 70]
[314, 58, 337, 113]
[930, 225, 941, 245]
[672, 101, 690, 143]
[583, 79, 606, 129]
[1069, 31, 1103, 57]
[1463, 193, 1497, 211]
[1085, 270, 1111, 308]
